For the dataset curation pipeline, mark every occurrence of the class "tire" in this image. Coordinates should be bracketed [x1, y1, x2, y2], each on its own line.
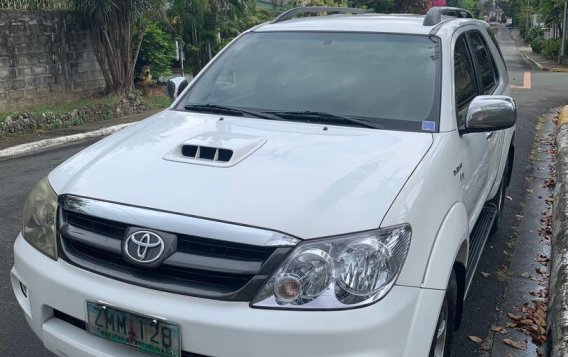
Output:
[490, 157, 510, 234]
[429, 270, 457, 357]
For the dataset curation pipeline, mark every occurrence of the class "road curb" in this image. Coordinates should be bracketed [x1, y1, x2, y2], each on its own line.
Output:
[0, 123, 133, 159]
[559, 106, 568, 128]
[521, 52, 550, 71]
[549, 107, 568, 356]
[520, 52, 568, 73]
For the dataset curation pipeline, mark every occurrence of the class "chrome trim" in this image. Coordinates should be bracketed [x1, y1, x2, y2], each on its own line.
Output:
[464, 95, 517, 133]
[63, 195, 301, 247]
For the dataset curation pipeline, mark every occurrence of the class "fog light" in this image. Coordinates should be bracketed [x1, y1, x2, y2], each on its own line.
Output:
[19, 282, 28, 298]
[274, 275, 301, 303]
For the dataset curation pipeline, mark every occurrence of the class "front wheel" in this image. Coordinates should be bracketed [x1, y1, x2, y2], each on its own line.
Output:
[429, 270, 457, 357]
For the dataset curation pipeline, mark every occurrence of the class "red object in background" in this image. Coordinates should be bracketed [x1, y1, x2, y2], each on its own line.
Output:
[432, 0, 446, 6]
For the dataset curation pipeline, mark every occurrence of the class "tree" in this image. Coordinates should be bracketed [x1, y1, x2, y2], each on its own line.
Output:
[170, 0, 258, 74]
[539, 0, 564, 35]
[446, 0, 479, 15]
[72, 0, 166, 96]
[356, 0, 433, 14]
[136, 22, 176, 80]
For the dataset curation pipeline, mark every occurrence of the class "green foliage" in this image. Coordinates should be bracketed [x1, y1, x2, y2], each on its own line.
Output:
[136, 23, 175, 79]
[504, 0, 564, 40]
[50, 119, 63, 129]
[0, 0, 71, 11]
[291, 0, 348, 7]
[525, 28, 542, 43]
[72, 117, 85, 126]
[170, 0, 262, 74]
[101, 109, 113, 120]
[447, 0, 479, 15]
[539, 0, 564, 30]
[361, 0, 432, 14]
[26, 120, 37, 132]
[141, 94, 173, 109]
[531, 36, 545, 54]
[72, 0, 167, 95]
[542, 38, 561, 59]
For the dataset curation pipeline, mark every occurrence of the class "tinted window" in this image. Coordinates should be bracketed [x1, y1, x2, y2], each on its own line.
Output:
[487, 28, 506, 68]
[454, 35, 477, 114]
[179, 32, 441, 132]
[469, 31, 497, 93]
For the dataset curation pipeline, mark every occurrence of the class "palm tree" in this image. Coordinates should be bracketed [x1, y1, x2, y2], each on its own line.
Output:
[72, 0, 166, 96]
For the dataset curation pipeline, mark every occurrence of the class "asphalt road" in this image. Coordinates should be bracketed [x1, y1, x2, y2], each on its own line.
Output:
[0, 25, 566, 357]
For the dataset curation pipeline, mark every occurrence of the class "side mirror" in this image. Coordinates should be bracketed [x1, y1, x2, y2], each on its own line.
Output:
[166, 77, 189, 100]
[464, 95, 517, 133]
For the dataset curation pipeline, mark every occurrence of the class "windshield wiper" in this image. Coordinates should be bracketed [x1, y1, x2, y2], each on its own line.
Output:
[266, 111, 383, 129]
[184, 104, 283, 121]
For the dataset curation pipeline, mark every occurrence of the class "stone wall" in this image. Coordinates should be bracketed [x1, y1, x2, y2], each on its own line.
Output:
[550, 107, 568, 356]
[0, 10, 105, 111]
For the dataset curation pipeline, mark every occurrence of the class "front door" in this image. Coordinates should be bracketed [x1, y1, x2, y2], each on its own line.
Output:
[467, 30, 504, 197]
[453, 33, 492, 231]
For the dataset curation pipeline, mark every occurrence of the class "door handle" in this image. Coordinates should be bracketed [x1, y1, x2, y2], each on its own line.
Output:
[486, 131, 493, 139]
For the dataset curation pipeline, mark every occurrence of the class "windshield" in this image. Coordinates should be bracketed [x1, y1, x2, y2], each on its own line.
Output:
[177, 31, 441, 132]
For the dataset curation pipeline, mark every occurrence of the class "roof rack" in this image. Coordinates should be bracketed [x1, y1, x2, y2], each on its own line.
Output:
[271, 6, 369, 24]
[423, 6, 473, 26]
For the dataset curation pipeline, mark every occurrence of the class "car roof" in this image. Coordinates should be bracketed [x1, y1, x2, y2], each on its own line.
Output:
[253, 14, 480, 35]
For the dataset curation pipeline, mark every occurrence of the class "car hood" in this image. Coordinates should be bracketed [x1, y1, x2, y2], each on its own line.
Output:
[49, 110, 433, 239]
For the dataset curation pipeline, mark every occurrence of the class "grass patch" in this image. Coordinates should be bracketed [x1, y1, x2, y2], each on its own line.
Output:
[0, 94, 171, 125]
[0, 96, 120, 124]
[142, 95, 172, 110]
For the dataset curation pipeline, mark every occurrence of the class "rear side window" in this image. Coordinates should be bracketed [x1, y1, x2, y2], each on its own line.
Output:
[468, 31, 498, 93]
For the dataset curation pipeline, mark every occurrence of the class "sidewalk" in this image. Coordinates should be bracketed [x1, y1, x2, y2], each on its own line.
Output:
[511, 28, 568, 73]
[0, 109, 161, 155]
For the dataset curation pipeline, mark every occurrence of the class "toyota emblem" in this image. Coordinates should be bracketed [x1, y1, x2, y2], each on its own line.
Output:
[123, 230, 165, 264]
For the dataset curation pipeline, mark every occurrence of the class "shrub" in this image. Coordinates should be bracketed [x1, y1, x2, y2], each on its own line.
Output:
[531, 37, 545, 54]
[136, 23, 175, 80]
[525, 28, 541, 43]
[542, 38, 561, 60]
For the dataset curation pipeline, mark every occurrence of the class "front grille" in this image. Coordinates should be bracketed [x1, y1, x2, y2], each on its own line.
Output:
[59, 209, 291, 301]
[65, 210, 275, 259]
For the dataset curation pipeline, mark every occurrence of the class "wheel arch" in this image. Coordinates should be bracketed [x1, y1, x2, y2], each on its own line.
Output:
[422, 202, 469, 329]
[422, 202, 469, 290]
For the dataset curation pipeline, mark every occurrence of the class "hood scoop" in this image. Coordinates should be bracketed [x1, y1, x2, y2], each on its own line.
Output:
[164, 132, 267, 167]
[181, 145, 233, 162]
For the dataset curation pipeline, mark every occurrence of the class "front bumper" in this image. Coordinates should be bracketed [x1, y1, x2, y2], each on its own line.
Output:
[12, 234, 444, 357]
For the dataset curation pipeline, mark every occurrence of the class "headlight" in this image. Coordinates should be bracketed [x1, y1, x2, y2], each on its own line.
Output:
[251, 225, 411, 309]
[22, 177, 58, 259]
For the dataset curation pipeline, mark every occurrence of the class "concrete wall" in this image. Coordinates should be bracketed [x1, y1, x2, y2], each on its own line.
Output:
[0, 10, 105, 111]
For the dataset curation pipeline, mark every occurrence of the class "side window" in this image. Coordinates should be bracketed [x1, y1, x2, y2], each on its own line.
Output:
[469, 31, 498, 93]
[454, 35, 477, 127]
[487, 28, 506, 68]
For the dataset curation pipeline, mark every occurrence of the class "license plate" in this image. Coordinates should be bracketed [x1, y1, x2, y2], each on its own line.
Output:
[86, 301, 181, 357]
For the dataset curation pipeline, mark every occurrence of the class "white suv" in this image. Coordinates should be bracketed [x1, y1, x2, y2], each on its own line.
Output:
[12, 7, 516, 357]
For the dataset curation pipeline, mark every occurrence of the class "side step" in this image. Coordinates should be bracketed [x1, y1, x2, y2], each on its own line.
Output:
[465, 204, 498, 295]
